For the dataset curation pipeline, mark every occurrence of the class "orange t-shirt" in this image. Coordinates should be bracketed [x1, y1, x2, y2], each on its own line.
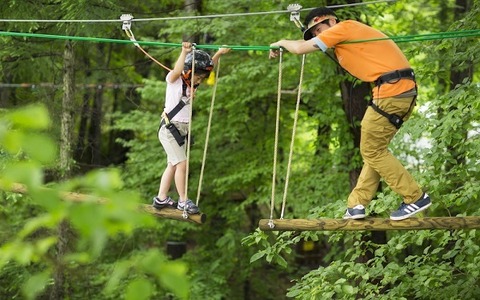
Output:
[318, 20, 416, 99]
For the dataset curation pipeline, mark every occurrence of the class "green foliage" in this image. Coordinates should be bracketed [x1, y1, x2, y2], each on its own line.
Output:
[0, 104, 189, 299]
[1, 0, 480, 299]
[286, 230, 480, 299]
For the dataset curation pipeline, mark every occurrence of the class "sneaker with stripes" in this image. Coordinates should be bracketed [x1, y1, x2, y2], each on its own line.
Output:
[177, 199, 200, 214]
[343, 205, 366, 220]
[152, 196, 177, 210]
[390, 193, 431, 221]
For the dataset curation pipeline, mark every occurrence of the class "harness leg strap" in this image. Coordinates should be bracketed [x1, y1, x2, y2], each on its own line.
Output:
[369, 102, 404, 129]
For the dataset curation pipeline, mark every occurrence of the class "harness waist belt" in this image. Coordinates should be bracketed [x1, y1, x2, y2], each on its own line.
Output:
[375, 68, 415, 87]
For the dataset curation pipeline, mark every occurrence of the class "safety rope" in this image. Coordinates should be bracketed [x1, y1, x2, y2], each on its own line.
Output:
[181, 49, 196, 218]
[268, 48, 284, 229]
[124, 28, 171, 71]
[195, 57, 221, 206]
[279, 54, 306, 219]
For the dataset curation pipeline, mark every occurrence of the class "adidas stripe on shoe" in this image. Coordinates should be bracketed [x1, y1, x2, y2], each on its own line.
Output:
[390, 193, 431, 221]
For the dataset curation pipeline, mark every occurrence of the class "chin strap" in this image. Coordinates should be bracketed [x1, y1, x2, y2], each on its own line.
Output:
[120, 14, 172, 72]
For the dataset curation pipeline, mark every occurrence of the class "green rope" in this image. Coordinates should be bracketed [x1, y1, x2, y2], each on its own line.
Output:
[0, 30, 271, 51]
[0, 29, 478, 51]
[341, 29, 480, 44]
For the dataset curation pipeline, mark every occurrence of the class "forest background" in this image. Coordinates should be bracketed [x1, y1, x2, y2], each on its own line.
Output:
[1, 0, 479, 299]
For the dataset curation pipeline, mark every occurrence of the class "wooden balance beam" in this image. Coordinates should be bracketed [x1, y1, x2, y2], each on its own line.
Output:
[3, 182, 206, 225]
[258, 216, 480, 231]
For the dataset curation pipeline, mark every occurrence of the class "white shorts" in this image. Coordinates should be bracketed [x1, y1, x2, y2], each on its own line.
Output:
[158, 121, 189, 166]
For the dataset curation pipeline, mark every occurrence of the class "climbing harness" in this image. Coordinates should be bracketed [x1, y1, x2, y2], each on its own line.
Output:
[159, 83, 191, 147]
[370, 68, 417, 129]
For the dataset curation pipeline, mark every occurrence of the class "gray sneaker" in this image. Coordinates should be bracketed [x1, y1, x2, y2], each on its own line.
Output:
[177, 199, 200, 214]
[343, 205, 366, 219]
[152, 196, 176, 210]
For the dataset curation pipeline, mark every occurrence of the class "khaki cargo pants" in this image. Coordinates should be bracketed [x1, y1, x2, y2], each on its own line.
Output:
[347, 96, 423, 208]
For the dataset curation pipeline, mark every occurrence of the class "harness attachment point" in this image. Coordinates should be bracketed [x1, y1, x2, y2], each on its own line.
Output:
[120, 14, 133, 30]
[287, 4, 305, 31]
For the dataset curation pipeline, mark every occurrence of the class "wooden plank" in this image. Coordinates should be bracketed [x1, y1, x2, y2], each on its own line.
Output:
[142, 205, 206, 224]
[258, 217, 480, 231]
[3, 182, 206, 224]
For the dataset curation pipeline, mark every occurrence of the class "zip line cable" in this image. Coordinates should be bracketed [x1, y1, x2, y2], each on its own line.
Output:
[0, 0, 395, 23]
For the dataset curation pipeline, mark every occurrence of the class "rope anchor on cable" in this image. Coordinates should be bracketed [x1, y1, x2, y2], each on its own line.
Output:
[120, 14, 133, 31]
[287, 3, 305, 31]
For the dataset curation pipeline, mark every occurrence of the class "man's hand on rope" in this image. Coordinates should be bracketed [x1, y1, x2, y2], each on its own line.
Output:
[269, 42, 282, 59]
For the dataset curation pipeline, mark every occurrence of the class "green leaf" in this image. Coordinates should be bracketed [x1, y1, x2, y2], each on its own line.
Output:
[21, 133, 57, 164]
[125, 278, 153, 300]
[275, 255, 288, 268]
[342, 284, 355, 295]
[7, 104, 51, 130]
[250, 251, 265, 263]
[22, 271, 50, 300]
[1, 161, 44, 188]
[158, 261, 189, 300]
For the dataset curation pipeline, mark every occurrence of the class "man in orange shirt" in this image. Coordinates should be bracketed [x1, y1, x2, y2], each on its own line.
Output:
[269, 7, 431, 221]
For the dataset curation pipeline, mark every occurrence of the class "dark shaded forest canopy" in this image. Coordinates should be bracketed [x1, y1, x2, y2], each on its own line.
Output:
[1, 0, 479, 299]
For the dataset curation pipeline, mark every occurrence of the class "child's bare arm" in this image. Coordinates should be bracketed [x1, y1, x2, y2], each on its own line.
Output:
[169, 42, 193, 83]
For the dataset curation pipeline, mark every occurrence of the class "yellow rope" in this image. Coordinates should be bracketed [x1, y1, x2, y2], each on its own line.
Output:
[268, 49, 284, 227]
[184, 49, 196, 213]
[280, 54, 306, 219]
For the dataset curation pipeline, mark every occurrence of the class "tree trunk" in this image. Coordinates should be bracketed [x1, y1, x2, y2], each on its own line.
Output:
[88, 86, 103, 166]
[59, 41, 75, 178]
[50, 40, 76, 300]
[338, 75, 370, 190]
[184, 0, 201, 43]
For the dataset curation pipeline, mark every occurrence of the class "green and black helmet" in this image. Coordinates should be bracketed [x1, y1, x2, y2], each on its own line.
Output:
[183, 50, 214, 76]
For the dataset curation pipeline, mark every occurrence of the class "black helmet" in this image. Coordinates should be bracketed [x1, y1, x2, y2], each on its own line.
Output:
[183, 50, 214, 75]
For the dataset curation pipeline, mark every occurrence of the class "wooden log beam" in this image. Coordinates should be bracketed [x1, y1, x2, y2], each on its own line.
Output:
[142, 205, 206, 224]
[3, 182, 206, 224]
[258, 217, 480, 231]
